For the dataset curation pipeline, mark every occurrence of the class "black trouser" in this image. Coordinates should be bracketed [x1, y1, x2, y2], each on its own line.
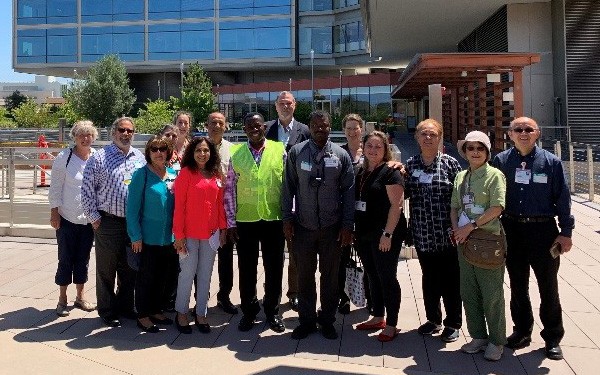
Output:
[502, 217, 564, 344]
[356, 231, 403, 326]
[416, 246, 462, 329]
[236, 220, 285, 319]
[55, 216, 94, 286]
[161, 250, 179, 310]
[135, 243, 172, 318]
[294, 224, 341, 327]
[217, 240, 235, 302]
[94, 215, 136, 318]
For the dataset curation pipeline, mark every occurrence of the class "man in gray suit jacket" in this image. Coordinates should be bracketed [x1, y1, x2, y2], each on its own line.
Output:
[265, 91, 310, 311]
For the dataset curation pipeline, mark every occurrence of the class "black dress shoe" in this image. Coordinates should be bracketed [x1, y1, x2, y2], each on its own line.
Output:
[289, 297, 299, 312]
[506, 332, 532, 349]
[119, 310, 137, 320]
[195, 320, 211, 334]
[320, 324, 338, 340]
[217, 299, 239, 315]
[337, 300, 350, 315]
[545, 343, 563, 360]
[291, 323, 317, 340]
[101, 315, 121, 327]
[137, 320, 159, 333]
[238, 315, 256, 332]
[176, 318, 192, 334]
[267, 315, 286, 333]
[150, 316, 174, 325]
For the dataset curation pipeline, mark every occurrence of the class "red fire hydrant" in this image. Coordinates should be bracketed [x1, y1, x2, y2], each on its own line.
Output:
[38, 134, 50, 187]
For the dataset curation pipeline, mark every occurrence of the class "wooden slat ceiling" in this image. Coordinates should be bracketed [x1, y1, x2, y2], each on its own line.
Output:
[392, 53, 541, 99]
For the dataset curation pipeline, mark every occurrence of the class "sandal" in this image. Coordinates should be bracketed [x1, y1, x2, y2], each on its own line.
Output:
[56, 302, 69, 317]
[74, 299, 96, 312]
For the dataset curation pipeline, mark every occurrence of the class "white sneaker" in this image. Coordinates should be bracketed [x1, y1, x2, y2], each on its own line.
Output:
[461, 338, 488, 354]
[484, 342, 504, 361]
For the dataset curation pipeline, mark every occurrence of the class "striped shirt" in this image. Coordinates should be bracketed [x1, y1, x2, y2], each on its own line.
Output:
[81, 143, 146, 223]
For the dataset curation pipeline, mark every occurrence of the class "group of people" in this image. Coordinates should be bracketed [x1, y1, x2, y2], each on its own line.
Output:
[48, 90, 573, 361]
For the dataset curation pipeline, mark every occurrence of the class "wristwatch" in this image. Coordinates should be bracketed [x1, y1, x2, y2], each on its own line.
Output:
[382, 230, 393, 238]
[471, 221, 478, 229]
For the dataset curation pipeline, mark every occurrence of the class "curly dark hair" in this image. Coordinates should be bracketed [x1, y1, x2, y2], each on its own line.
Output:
[180, 136, 221, 176]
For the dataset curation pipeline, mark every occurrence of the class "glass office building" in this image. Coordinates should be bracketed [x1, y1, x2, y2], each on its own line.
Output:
[14, 0, 370, 101]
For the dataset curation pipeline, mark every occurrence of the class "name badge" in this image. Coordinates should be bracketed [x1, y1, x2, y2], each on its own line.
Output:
[123, 172, 132, 185]
[324, 157, 339, 168]
[462, 193, 474, 204]
[172, 162, 181, 171]
[458, 212, 470, 227]
[412, 169, 423, 178]
[418, 173, 433, 184]
[471, 205, 485, 215]
[134, 161, 143, 169]
[515, 169, 531, 184]
[355, 201, 367, 211]
[533, 173, 548, 184]
[301, 161, 312, 171]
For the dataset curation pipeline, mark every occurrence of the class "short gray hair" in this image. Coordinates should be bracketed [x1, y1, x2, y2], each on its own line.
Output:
[110, 117, 135, 134]
[70, 120, 98, 141]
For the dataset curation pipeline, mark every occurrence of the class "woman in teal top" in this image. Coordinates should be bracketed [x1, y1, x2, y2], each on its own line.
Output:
[127, 135, 177, 333]
[450, 131, 507, 361]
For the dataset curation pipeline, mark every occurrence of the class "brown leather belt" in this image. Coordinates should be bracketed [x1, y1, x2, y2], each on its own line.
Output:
[502, 213, 553, 223]
[99, 210, 125, 221]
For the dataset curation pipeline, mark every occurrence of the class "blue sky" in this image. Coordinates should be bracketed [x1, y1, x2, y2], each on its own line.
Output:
[0, 2, 67, 83]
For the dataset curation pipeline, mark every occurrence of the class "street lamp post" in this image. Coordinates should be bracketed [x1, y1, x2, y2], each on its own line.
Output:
[180, 62, 184, 96]
[310, 49, 314, 110]
[339, 69, 342, 115]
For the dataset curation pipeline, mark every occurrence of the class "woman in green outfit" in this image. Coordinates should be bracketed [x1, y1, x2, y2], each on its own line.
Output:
[450, 131, 507, 361]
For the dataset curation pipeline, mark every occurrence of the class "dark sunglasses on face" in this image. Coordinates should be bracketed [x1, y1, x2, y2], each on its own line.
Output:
[466, 146, 486, 152]
[150, 146, 168, 153]
[511, 127, 536, 133]
[117, 127, 134, 134]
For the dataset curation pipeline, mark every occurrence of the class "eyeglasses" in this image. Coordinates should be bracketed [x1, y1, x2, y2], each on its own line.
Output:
[511, 127, 537, 133]
[150, 146, 168, 153]
[163, 133, 177, 138]
[466, 146, 486, 152]
[419, 132, 439, 138]
[277, 101, 294, 107]
[117, 127, 134, 134]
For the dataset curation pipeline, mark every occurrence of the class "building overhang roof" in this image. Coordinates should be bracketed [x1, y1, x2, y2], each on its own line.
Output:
[391, 53, 541, 99]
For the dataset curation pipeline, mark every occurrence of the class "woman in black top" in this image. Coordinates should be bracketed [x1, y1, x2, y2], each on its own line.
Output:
[354, 131, 407, 342]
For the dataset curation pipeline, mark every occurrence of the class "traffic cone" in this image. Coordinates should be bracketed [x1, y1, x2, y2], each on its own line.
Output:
[38, 135, 50, 187]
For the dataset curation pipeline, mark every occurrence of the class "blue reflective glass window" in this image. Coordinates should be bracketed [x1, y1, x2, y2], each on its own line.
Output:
[82, 54, 101, 63]
[113, 0, 144, 16]
[181, 22, 214, 31]
[149, 31, 181, 53]
[82, 34, 112, 54]
[17, 0, 46, 25]
[18, 55, 47, 63]
[48, 55, 76, 63]
[47, 34, 76, 56]
[181, 51, 214, 59]
[150, 24, 180, 33]
[46, 0, 76, 23]
[220, 29, 253, 52]
[181, 30, 214, 52]
[149, 52, 181, 61]
[113, 33, 144, 54]
[299, 26, 332, 54]
[255, 27, 289, 50]
[117, 54, 144, 62]
[181, 0, 214, 17]
[149, 0, 180, 20]
[17, 30, 46, 58]
[82, 26, 112, 35]
[299, 0, 331, 11]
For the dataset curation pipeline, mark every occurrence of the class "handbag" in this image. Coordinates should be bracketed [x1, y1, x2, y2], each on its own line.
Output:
[126, 167, 147, 272]
[344, 245, 366, 307]
[463, 226, 506, 269]
[460, 171, 506, 269]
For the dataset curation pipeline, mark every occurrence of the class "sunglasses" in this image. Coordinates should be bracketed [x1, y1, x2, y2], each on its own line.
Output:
[150, 146, 168, 153]
[511, 127, 537, 133]
[163, 133, 177, 138]
[117, 127, 134, 134]
[466, 146, 486, 152]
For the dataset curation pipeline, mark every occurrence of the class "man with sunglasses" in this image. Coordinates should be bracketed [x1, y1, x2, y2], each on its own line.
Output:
[282, 110, 355, 340]
[492, 116, 574, 360]
[82, 117, 146, 327]
[266, 91, 311, 312]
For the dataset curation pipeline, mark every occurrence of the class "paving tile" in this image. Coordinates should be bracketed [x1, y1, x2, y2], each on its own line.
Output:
[563, 346, 600, 375]
[513, 345, 576, 375]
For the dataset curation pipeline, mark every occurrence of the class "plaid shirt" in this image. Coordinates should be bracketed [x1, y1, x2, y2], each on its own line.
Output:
[404, 152, 462, 252]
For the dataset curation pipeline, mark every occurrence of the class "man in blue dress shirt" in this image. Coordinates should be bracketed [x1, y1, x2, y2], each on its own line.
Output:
[82, 117, 146, 327]
[492, 117, 574, 360]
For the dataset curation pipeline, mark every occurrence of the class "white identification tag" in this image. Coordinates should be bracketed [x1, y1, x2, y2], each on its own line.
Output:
[533, 173, 548, 184]
[301, 161, 312, 171]
[172, 162, 181, 171]
[462, 193, 474, 204]
[166, 180, 174, 191]
[216, 179, 222, 188]
[123, 172, 132, 185]
[458, 212, 470, 227]
[134, 161, 143, 169]
[324, 157, 338, 168]
[471, 205, 485, 215]
[515, 169, 531, 184]
[419, 173, 433, 184]
[412, 169, 423, 178]
[355, 201, 367, 211]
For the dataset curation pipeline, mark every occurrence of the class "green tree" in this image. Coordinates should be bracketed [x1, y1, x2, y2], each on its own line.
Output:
[171, 62, 215, 127]
[65, 54, 136, 127]
[0, 106, 15, 128]
[135, 99, 174, 134]
[4, 90, 28, 113]
[55, 101, 81, 126]
[12, 100, 59, 128]
[293, 101, 313, 125]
